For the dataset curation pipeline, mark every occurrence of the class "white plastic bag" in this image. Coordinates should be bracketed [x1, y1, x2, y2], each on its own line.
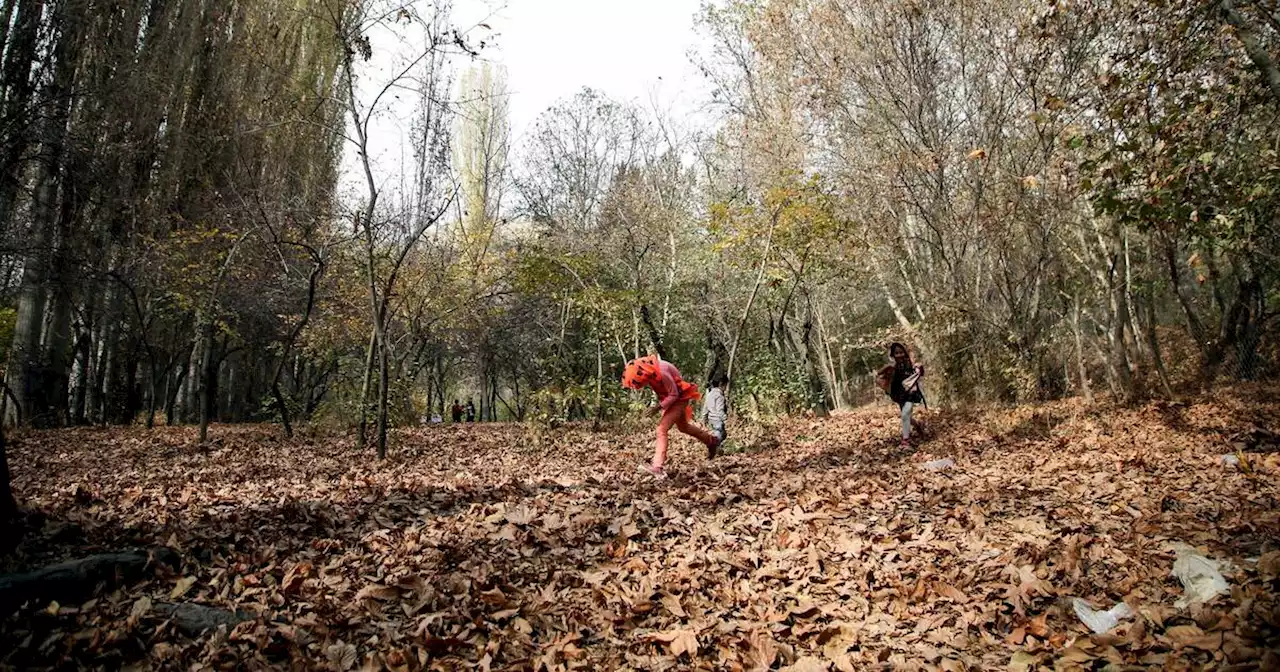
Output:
[1220, 454, 1240, 467]
[921, 458, 955, 471]
[1171, 546, 1230, 608]
[1071, 598, 1134, 634]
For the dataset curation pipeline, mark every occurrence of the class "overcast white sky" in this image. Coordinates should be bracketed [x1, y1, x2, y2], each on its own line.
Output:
[473, 0, 710, 141]
[341, 0, 712, 201]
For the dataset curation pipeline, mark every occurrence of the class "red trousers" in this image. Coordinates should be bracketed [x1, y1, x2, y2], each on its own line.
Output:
[652, 400, 716, 469]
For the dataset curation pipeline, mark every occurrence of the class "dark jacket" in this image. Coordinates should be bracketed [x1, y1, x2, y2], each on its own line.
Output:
[890, 361, 924, 406]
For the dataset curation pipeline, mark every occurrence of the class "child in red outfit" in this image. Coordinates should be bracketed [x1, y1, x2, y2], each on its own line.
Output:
[622, 354, 721, 478]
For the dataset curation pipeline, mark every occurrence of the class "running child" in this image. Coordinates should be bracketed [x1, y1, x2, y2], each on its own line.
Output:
[622, 354, 721, 478]
[702, 373, 729, 446]
[876, 342, 925, 448]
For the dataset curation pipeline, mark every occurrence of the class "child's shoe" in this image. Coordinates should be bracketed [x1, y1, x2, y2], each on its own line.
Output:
[638, 463, 668, 479]
[899, 438, 911, 450]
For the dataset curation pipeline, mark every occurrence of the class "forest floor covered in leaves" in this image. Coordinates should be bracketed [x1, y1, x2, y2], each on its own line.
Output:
[3, 388, 1280, 671]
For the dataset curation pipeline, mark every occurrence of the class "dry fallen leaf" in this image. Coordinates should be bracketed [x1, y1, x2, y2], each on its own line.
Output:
[325, 641, 357, 671]
[282, 561, 311, 595]
[660, 594, 686, 618]
[505, 504, 537, 526]
[354, 584, 398, 601]
[745, 628, 778, 671]
[644, 629, 699, 657]
[3, 396, 1276, 670]
[935, 582, 969, 603]
[129, 596, 152, 621]
[783, 656, 830, 672]
[1257, 551, 1280, 579]
[169, 576, 197, 600]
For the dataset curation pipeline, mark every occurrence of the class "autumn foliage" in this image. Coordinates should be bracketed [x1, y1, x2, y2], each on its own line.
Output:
[3, 389, 1278, 669]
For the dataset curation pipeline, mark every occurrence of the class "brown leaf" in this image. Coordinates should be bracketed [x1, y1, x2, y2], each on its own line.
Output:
[935, 582, 969, 603]
[1008, 651, 1039, 672]
[1027, 612, 1049, 637]
[490, 608, 519, 621]
[282, 561, 312, 595]
[818, 622, 860, 659]
[1057, 645, 1094, 664]
[660, 594, 687, 618]
[358, 652, 381, 672]
[783, 657, 830, 672]
[831, 655, 857, 672]
[1167, 624, 1221, 651]
[169, 576, 197, 599]
[354, 584, 398, 601]
[1258, 550, 1280, 579]
[745, 629, 777, 671]
[129, 596, 152, 621]
[325, 641, 357, 671]
[384, 649, 409, 672]
[505, 504, 537, 526]
[644, 629, 699, 657]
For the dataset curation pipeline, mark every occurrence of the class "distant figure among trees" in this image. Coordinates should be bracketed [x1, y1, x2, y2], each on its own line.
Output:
[451, 400, 464, 423]
[877, 342, 925, 448]
[465, 398, 476, 423]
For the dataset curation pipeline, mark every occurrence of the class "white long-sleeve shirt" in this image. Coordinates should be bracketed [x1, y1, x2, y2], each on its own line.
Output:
[702, 387, 727, 427]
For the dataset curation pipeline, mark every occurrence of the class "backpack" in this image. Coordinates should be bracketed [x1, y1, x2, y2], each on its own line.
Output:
[875, 365, 894, 393]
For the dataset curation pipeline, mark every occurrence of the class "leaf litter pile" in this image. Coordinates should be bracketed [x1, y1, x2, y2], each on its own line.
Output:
[3, 389, 1280, 670]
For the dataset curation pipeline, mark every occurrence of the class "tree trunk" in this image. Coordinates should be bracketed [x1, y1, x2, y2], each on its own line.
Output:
[145, 353, 161, 429]
[0, 0, 42, 236]
[0, 426, 16, 551]
[1218, 0, 1280, 105]
[358, 329, 375, 447]
[166, 341, 193, 426]
[70, 326, 91, 424]
[702, 327, 727, 389]
[88, 279, 122, 424]
[639, 304, 667, 360]
[197, 322, 215, 443]
[377, 331, 390, 459]
[1236, 277, 1264, 380]
[44, 265, 75, 426]
[7, 267, 47, 426]
[1072, 296, 1094, 403]
[70, 287, 96, 425]
[801, 300, 830, 417]
[1108, 222, 1136, 403]
[181, 327, 203, 424]
[8, 0, 83, 428]
[1143, 239, 1175, 398]
[593, 337, 603, 430]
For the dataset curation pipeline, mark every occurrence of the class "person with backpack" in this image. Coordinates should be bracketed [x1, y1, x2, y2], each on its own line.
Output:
[876, 342, 925, 448]
[622, 354, 721, 479]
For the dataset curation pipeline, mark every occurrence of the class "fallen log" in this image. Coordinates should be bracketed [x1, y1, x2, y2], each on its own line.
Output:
[0, 547, 179, 615]
[154, 601, 252, 635]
